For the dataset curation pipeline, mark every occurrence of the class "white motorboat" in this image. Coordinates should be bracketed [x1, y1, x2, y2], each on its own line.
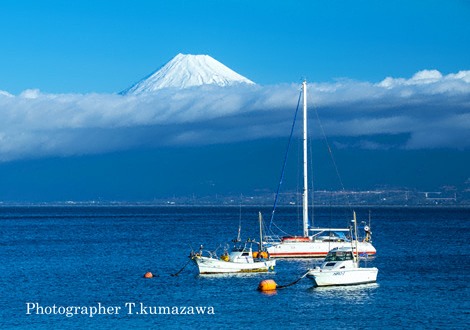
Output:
[307, 213, 378, 286]
[306, 247, 378, 286]
[264, 81, 376, 258]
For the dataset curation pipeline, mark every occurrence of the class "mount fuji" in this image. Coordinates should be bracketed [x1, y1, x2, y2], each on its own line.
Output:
[121, 53, 255, 95]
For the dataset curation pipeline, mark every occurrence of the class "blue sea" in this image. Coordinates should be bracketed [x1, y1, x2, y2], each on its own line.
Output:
[1, 206, 469, 329]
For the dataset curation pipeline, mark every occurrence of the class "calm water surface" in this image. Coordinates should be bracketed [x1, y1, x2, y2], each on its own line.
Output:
[0, 206, 469, 329]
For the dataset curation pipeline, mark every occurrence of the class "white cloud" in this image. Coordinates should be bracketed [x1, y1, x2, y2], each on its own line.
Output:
[0, 69, 469, 161]
[0, 90, 13, 98]
[378, 69, 470, 89]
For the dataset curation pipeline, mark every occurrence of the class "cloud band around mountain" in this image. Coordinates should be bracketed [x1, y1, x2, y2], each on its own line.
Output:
[0, 69, 469, 161]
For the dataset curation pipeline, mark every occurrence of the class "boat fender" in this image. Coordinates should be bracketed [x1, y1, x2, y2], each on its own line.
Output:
[258, 279, 277, 292]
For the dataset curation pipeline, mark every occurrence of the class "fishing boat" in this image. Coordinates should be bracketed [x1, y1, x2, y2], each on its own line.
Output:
[190, 243, 275, 274]
[264, 81, 377, 258]
[306, 212, 378, 286]
[190, 212, 276, 274]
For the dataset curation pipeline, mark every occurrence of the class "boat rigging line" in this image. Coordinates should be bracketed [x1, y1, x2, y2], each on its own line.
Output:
[312, 105, 352, 210]
[268, 88, 303, 233]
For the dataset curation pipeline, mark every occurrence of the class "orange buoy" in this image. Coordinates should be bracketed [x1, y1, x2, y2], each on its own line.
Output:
[252, 251, 259, 258]
[259, 251, 268, 259]
[143, 272, 153, 278]
[258, 279, 277, 292]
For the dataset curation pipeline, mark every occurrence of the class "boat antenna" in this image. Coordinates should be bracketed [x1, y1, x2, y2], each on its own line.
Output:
[258, 212, 264, 252]
[353, 211, 359, 266]
[236, 195, 242, 242]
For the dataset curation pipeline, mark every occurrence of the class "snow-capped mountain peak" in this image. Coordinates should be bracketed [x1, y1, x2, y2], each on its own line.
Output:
[121, 53, 255, 95]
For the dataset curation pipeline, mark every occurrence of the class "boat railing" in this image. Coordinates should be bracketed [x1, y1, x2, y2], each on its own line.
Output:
[309, 228, 352, 241]
[191, 249, 218, 259]
[263, 235, 282, 244]
[309, 228, 351, 233]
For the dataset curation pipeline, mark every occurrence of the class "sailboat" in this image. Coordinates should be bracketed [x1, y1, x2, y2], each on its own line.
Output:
[190, 212, 276, 274]
[306, 211, 378, 286]
[264, 81, 377, 258]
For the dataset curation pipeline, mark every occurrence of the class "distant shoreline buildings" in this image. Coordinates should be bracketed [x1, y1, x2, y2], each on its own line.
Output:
[155, 187, 469, 207]
[1, 187, 468, 207]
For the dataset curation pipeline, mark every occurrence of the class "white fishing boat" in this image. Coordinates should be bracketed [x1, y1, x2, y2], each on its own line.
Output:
[190, 212, 276, 274]
[190, 243, 275, 274]
[264, 81, 376, 258]
[306, 212, 378, 286]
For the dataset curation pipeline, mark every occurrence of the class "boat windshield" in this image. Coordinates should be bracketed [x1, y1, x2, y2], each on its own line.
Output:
[313, 231, 349, 241]
[324, 251, 354, 262]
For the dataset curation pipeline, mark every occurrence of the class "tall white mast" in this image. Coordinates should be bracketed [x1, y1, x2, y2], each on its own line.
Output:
[302, 81, 309, 237]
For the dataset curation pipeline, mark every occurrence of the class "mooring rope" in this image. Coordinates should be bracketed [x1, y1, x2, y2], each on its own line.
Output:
[171, 258, 192, 276]
[276, 270, 310, 289]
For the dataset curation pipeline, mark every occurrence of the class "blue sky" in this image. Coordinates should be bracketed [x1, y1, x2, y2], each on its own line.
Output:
[1, 0, 469, 93]
[0, 0, 469, 202]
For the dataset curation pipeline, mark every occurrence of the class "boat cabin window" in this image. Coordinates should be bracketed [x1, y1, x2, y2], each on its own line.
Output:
[324, 251, 354, 262]
[241, 252, 250, 256]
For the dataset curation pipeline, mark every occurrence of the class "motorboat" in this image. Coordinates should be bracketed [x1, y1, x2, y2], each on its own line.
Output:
[307, 213, 378, 286]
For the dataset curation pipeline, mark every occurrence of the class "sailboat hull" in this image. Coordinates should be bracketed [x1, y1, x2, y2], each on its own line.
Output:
[266, 240, 376, 258]
[307, 267, 378, 287]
